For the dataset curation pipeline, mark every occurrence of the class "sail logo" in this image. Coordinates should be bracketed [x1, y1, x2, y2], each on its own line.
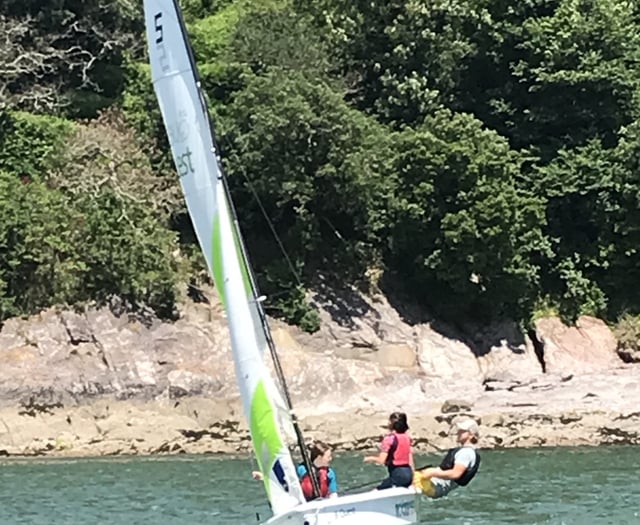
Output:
[153, 12, 170, 73]
[167, 110, 193, 178]
[175, 148, 195, 178]
[168, 110, 189, 143]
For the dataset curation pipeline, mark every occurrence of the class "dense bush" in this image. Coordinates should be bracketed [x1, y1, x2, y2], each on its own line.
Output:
[0, 112, 73, 180]
[0, 172, 182, 322]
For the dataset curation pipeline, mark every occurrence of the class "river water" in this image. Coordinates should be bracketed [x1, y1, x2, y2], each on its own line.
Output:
[0, 446, 638, 524]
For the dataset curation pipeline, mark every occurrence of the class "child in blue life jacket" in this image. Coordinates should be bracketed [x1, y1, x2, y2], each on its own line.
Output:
[297, 440, 338, 500]
[251, 440, 338, 501]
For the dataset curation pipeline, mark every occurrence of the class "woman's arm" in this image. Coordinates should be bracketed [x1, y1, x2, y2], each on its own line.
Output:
[363, 451, 388, 465]
[365, 434, 393, 465]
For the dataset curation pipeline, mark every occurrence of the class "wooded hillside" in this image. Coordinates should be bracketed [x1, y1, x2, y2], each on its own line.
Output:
[1, 0, 638, 338]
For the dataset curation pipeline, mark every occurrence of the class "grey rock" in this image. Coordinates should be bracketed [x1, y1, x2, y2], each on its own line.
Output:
[440, 399, 473, 413]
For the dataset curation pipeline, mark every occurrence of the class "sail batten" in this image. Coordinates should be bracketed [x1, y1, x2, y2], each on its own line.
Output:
[143, 0, 305, 514]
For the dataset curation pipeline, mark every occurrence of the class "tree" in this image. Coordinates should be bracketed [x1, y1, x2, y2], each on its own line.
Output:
[49, 109, 183, 220]
[535, 141, 615, 319]
[385, 110, 548, 321]
[0, 171, 85, 319]
[535, 123, 640, 320]
[608, 121, 640, 314]
[0, 0, 142, 114]
[219, 70, 394, 326]
[296, 0, 489, 124]
[0, 108, 185, 322]
[536, 113, 640, 320]
[458, 0, 640, 160]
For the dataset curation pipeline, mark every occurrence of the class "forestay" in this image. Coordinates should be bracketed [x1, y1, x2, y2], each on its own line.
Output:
[143, 0, 305, 514]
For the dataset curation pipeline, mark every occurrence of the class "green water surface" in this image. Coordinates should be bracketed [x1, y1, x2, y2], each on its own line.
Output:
[0, 446, 638, 524]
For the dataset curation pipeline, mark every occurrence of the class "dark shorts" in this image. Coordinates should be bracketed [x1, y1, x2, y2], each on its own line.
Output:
[377, 465, 413, 490]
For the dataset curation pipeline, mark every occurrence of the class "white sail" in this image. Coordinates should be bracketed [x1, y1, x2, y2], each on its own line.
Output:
[143, 0, 305, 514]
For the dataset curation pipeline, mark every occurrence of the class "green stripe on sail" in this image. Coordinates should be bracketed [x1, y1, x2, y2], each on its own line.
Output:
[231, 214, 253, 297]
[250, 379, 285, 499]
[211, 215, 226, 307]
[211, 206, 253, 305]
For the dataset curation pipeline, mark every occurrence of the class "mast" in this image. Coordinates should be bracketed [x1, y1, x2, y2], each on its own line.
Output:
[167, 0, 320, 500]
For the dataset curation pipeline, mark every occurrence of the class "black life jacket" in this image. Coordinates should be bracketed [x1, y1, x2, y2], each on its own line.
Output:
[299, 465, 330, 501]
[439, 446, 481, 486]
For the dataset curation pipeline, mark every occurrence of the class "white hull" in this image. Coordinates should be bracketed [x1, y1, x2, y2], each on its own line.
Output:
[264, 487, 421, 525]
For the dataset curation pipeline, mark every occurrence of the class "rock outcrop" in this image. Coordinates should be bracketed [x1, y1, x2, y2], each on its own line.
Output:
[534, 316, 620, 374]
[0, 286, 637, 457]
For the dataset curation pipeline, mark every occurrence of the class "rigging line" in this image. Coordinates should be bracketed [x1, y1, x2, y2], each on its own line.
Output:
[218, 154, 322, 498]
[169, 0, 320, 499]
[240, 171, 304, 288]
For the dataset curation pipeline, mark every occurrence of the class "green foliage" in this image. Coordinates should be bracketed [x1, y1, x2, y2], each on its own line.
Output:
[188, 0, 302, 67]
[190, 0, 333, 114]
[65, 88, 117, 120]
[306, 0, 640, 152]
[190, 2, 245, 60]
[222, 71, 390, 271]
[74, 190, 181, 318]
[265, 283, 321, 334]
[119, 62, 163, 142]
[534, 125, 640, 320]
[603, 121, 640, 314]
[507, 0, 640, 157]
[0, 112, 74, 179]
[297, 0, 490, 123]
[228, 2, 331, 79]
[119, 61, 178, 185]
[181, 0, 236, 21]
[0, 171, 183, 322]
[385, 110, 548, 320]
[198, 61, 250, 109]
[301, 0, 640, 324]
[0, 171, 85, 318]
[2, 0, 640, 332]
[220, 70, 394, 323]
[48, 110, 184, 220]
[530, 296, 561, 325]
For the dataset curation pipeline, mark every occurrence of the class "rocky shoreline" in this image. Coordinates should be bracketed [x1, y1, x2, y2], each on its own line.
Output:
[0, 288, 638, 458]
[1, 366, 638, 458]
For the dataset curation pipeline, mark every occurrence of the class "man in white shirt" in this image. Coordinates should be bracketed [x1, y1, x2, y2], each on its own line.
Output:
[414, 418, 481, 498]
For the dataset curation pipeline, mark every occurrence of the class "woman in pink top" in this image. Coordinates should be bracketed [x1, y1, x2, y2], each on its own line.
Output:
[364, 412, 414, 489]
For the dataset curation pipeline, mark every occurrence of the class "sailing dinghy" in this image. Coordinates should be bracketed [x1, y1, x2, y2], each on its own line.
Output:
[143, 1, 421, 523]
